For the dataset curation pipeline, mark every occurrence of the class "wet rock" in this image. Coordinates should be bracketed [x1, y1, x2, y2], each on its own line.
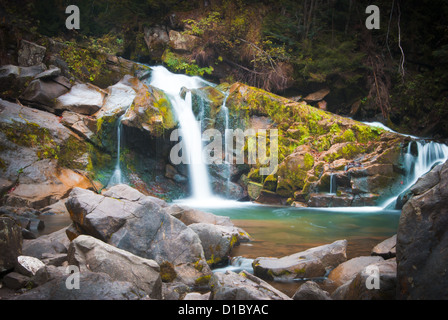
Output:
[121, 80, 176, 138]
[371, 235, 396, 259]
[292, 281, 332, 300]
[67, 235, 162, 299]
[0, 216, 23, 272]
[210, 270, 292, 300]
[253, 240, 347, 281]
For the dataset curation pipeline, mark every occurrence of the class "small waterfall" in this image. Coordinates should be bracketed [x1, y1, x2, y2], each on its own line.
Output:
[108, 115, 124, 187]
[149, 66, 213, 200]
[212, 256, 254, 274]
[221, 92, 231, 197]
[382, 140, 448, 208]
[329, 174, 337, 195]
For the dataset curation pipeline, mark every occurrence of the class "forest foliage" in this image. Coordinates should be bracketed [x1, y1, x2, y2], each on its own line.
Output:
[1, 0, 447, 137]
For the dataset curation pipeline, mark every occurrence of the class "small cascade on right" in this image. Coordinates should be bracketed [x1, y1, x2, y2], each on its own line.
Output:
[382, 140, 448, 209]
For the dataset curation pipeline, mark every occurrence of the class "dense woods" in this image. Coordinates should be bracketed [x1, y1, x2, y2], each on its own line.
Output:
[1, 0, 447, 138]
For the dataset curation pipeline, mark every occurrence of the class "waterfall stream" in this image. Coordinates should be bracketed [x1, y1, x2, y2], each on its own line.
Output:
[148, 66, 214, 201]
[361, 122, 448, 208]
[108, 115, 124, 187]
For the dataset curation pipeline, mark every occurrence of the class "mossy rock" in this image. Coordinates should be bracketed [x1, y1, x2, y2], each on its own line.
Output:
[263, 174, 278, 192]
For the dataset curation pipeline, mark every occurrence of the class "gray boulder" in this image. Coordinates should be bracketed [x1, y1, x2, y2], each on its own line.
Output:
[18, 40, 46, 67]
[292, 281, 331, 300]
[65, 185, 211, 286]
[22, 227, 69, 259]
[331, 258, 397, 300]
[13, 271, 147, 300]
[210, 270, 292, 300]
[0, 64, 46, 99]
[253, 240, 347, 281]
[67, 235, 162, 299]
[20, 77, 70, 113]
[2, 272, 31, 290]
[327, 256, 384, 288]
[189, 223, 240, 267]
[397, 159, 448, 300]
[55, 83, 105, 115]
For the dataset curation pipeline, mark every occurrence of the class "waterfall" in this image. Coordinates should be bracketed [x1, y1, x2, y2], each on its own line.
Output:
[108, 115, 124, 187]
[329, 174, 337, 195]
[148, 66, 214, 200]
[382, 140, 448, 208]
[221, 92, 231, 197]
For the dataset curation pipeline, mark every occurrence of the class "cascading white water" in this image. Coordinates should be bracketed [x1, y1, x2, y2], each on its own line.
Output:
[382, 140, 448, 208]
[329, 173, 337, 195]
[148, 66, 214, 200]
[221, 92, 231, 197]
[108, 115, 124, 187]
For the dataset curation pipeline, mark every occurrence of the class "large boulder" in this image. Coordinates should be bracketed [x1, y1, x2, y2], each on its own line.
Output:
[22, 227, 70, 259]
[253, 240, 347, 281]
[0, 64, 46, 99]
[19, 76, 71, 113]
[166, 204, 233, 227]
[55, 83, 106, 115]
[65, 185, 211, 286]
[397, 160, 448, 300]
[67, 235, 162, 299]
[209, 270, 292, 300]
[331, 258, 397, 300]
[326, 256, 384, 288]
[0, 216, 23, 272]
[18, 40, 46, 67]
[121, 79, 176, 138]
[292, 281, 332, 300]
[168, 30, 200, 53]
[13, 271, 147, 300]
[188, 223, 240, 267]
[0, 100, 96, 208]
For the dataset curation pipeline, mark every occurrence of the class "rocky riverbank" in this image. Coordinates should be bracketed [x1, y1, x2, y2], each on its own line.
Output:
[1, 152, 448, 300]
